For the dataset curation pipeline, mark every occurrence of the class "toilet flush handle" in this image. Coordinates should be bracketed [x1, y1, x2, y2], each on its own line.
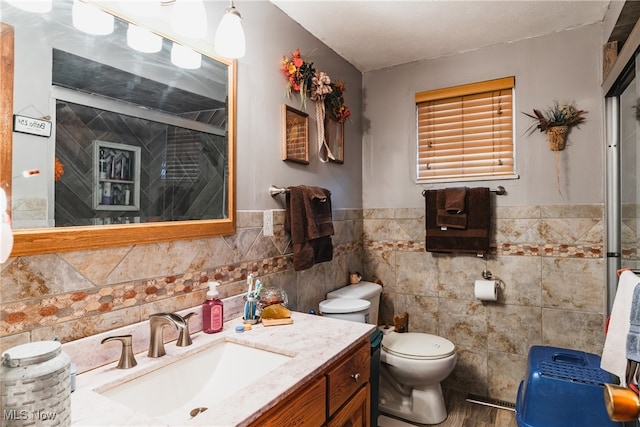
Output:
[351, 373, 361, 382]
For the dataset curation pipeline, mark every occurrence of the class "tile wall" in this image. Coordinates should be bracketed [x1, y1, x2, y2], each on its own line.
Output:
[363, 204, 606, 402]
[0, 203, 607, 404]
[0, 209, 364, 351]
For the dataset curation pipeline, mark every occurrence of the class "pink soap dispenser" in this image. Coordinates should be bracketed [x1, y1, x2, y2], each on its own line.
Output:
[203, 281, 223, 333]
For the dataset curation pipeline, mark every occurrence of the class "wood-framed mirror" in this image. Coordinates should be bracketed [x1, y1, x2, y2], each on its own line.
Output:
[1, 1, 236, 257]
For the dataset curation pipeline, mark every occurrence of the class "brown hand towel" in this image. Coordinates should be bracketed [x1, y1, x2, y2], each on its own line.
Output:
[444, 187, 467, 213]
[435, 188, 468, 229]
[284, 185, 334, 271]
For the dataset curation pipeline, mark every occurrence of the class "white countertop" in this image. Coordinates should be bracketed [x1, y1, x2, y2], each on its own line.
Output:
[70, 312, 374, 426]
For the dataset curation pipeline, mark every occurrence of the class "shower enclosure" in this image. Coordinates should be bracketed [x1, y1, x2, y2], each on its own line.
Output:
[605, 27, 640, 314]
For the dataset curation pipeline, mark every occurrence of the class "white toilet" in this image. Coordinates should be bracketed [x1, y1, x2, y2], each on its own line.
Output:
[379, 327, 457, 424]
[319, 280, 382, 324]
[319, 280, 457, 426]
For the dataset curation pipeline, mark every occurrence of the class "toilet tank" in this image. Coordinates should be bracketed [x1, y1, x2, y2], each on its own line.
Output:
[326, 281, 382, 325]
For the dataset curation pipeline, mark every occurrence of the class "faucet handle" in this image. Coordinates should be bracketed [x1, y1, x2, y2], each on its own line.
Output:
[101, 334, 137, 369]
[177, 312, 196, 347]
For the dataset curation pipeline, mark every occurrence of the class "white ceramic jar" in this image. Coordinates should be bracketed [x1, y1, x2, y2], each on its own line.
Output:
[1, 341, 71, 426]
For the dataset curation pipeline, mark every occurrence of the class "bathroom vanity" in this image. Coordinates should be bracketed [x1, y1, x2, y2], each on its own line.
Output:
[249, 337, 370, 426]
[69, 312, 374, 426]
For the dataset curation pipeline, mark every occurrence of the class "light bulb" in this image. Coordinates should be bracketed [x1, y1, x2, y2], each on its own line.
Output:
[214, 5, 245, 59]
[171, 43, 201, 69]
[127, 24, 162, 53]
[72, 0, 114, 36]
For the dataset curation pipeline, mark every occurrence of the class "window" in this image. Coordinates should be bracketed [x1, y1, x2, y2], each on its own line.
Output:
[415, 76, 516, 183]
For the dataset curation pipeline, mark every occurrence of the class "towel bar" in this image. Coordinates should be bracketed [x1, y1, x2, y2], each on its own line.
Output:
[273, 185, 507, 198]
[421, 186, 506, 197]
[269, 185, 288, 197]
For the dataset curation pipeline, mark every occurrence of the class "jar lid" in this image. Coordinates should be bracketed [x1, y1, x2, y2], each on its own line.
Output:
[2, 341, 62, 368]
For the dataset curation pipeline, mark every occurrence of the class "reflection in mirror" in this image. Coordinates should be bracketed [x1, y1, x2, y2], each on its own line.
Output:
[1, 0, 236, 255]
[7, 2, 229, 228]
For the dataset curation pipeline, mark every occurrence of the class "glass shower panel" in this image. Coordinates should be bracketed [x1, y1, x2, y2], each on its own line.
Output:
[619, 64, 640, 272]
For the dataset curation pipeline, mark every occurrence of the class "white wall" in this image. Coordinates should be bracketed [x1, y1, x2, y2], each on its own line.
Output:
[362, 23, 605, 208]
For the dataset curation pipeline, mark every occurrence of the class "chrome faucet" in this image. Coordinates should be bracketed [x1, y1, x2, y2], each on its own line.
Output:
[148, 313, 187, 358]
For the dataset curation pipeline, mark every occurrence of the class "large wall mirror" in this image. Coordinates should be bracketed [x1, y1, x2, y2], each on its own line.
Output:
[1, 0, 236, 256]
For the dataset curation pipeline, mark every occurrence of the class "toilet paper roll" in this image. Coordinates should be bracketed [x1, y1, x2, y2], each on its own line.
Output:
[474, 280, 498, 301]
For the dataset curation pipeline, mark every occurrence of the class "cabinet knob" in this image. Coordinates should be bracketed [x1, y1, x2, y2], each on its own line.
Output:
[351, 373, 361, 382]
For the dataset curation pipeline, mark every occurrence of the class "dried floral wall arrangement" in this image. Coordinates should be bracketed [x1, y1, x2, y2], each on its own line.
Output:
[281, 49, 350, 163]
[522, 101, 587, 198]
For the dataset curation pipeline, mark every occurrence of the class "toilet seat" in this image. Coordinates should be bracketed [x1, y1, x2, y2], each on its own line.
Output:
[382, 332, 455, 360]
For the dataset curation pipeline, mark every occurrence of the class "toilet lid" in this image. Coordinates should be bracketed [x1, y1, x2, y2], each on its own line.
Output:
[382, 332, 455, 360]
[326, 282, 382, 300]
[319, 298, 370, 314]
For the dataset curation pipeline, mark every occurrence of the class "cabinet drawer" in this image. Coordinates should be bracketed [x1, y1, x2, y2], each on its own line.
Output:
[249, 376, 326, 427]
[326, 340, 370, 415]
[327, 383, 370, 427]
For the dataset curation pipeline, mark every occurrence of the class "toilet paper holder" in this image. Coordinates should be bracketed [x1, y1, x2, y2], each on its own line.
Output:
[482, 269, 493, 280]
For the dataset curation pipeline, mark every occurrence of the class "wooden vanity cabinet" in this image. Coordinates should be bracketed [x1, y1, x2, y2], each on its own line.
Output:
[249, 338, 370, 427]
[326, 339, 370, 416]
[254, 376, 326, 427]
[327, 384, 370, 427]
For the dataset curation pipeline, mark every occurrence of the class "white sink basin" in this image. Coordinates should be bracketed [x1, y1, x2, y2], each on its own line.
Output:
[97, 340, 292, 423]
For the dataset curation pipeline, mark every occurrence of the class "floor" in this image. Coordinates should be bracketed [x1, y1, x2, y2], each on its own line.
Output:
[377, 389, 517, 427]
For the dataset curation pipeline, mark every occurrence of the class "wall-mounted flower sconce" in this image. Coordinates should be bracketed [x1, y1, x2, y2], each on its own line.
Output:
[522, 101, 587, 199]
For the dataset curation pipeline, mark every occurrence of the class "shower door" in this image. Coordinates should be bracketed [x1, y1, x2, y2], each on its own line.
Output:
[619, 69, 640, 274]
[605, 48, 640, 314]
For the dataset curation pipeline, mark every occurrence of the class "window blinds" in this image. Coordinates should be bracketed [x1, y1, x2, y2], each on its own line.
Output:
[415, 76, 515, 182]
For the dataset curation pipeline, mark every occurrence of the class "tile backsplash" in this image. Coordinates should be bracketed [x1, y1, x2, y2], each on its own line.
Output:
[0, 204, 606, 403]
[0, 209, 364, 349]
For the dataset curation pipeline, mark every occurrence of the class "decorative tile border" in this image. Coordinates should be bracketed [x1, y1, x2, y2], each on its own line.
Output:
[494, 243, 603, 258]
[365, 240, 604, 259]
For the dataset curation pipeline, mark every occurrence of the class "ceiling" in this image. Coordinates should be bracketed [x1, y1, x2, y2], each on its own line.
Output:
[270, 0, 614, 72]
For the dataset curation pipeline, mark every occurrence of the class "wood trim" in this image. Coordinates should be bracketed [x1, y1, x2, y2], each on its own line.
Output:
[415, 76, 515, 103]
[12, 220, 236, 256]
[0, 23, 14, 211]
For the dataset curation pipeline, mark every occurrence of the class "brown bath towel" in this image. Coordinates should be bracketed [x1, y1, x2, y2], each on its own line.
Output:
[425, 187, 490, 254]
[284, 185, 334, 271]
